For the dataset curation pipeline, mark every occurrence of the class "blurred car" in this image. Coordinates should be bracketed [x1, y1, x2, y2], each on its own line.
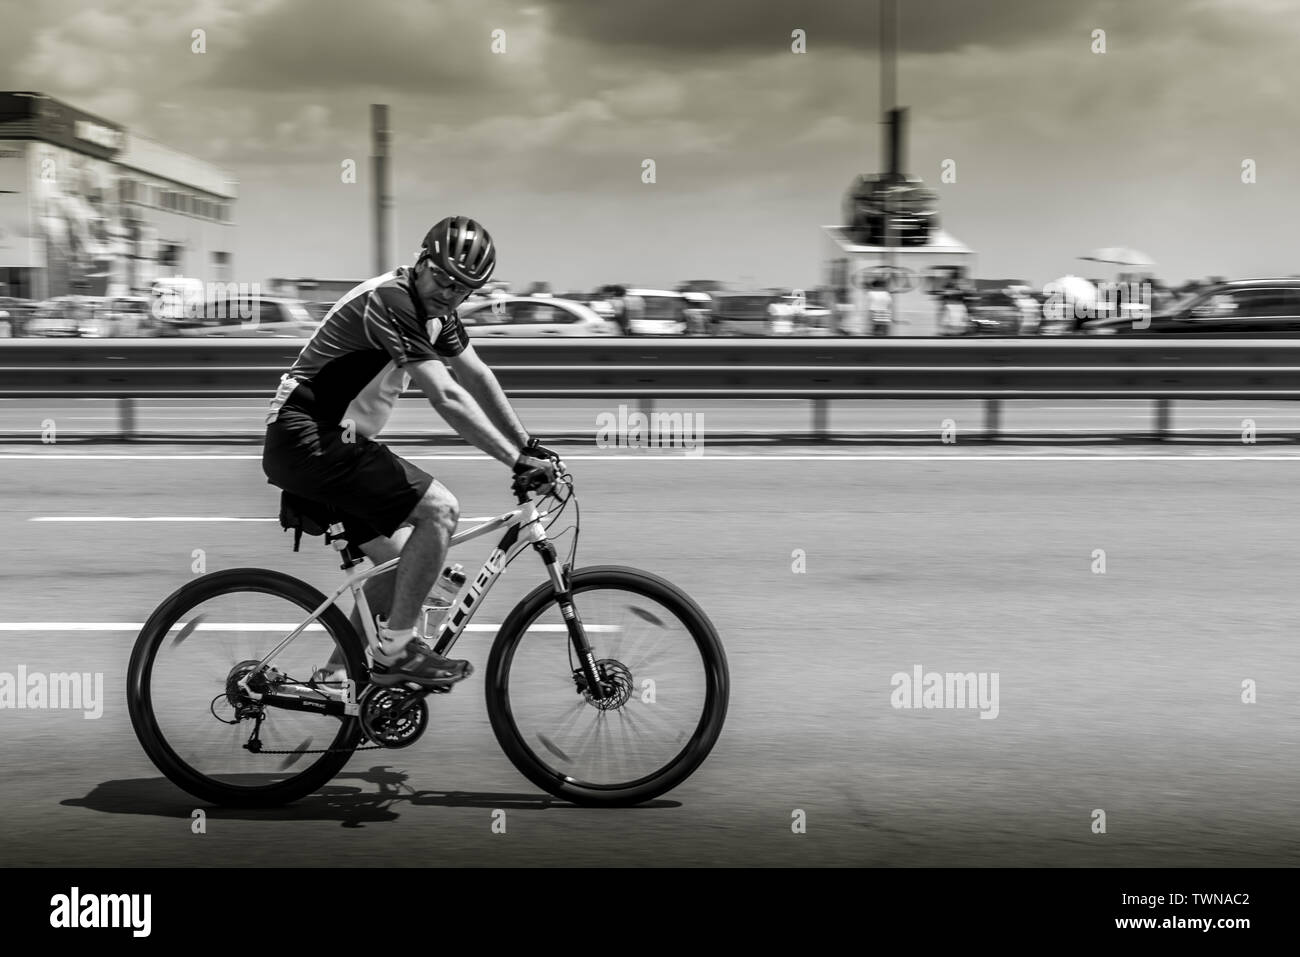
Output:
[1084, 279, 1300, 336]
[710, 291, 780, 336]
[776, 289, 832, 336]
[0, 297, 37, 337]
[961, 289, 1023, 336]
[26, 297, 85, 337]
[103, 297, 151, 336]
[175, 297, 319, 337]
[624, 289, 688, 336]
[458, 296, 619, 336]
[73, 296, 155, 337]
[558, 291, 617, 320]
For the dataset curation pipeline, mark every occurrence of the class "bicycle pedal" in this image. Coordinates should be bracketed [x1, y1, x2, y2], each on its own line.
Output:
[394, 680, 451, 695]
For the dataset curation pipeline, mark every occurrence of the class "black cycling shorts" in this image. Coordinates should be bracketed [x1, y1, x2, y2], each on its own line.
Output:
[262, 400, 433, 547]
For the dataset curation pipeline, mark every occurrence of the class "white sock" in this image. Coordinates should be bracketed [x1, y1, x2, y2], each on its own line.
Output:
[376, 616, 417, 652]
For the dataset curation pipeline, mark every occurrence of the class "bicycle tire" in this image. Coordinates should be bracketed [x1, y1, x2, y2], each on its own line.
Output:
[127, 567, 366, 807]
[485, 565, 729, 807]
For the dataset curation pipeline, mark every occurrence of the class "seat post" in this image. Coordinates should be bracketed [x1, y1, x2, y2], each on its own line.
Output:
[326, 523, 366, 570]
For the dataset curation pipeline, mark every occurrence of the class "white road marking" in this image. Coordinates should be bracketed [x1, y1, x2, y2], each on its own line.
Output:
[30, 515, 498, 523]
[30, 516, 278, 522]
[3, 452, 1300, 462]
[0, 622, 619, 633]
[1, 423, 1293, 431]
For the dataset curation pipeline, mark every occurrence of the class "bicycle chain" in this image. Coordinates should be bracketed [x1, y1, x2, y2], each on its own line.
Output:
[250, 743, 387, 754]
[243, 686, 434, 754]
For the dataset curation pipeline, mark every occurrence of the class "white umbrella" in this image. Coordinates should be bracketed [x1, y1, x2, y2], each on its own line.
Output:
[1049, 275, 1098, 303]
[1042, 275, 1099, 328]
[1079, 247, 1155, 268]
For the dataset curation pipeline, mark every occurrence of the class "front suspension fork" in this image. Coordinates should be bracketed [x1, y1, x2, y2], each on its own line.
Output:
[535, 541, 606, 701]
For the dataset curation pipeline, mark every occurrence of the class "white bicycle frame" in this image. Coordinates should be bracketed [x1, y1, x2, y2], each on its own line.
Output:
[241, 495, 569, 711]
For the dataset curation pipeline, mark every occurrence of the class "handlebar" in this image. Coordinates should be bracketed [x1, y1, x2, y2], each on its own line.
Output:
[512, 462, 571, 504]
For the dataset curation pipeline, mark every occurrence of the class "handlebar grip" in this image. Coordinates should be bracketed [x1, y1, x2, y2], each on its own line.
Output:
[511, 465, 550, 502]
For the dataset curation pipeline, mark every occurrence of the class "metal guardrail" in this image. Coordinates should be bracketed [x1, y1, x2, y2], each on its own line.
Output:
[2, 338, 1299, 441]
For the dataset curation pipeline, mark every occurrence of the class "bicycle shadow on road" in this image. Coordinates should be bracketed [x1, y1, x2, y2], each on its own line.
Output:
[62, 767, 678, 827]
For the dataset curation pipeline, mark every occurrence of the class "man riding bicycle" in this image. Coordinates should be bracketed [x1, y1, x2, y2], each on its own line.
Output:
[262, 216, 559, 690]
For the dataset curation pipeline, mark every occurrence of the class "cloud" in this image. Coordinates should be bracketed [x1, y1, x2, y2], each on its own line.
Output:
[211, 0, 548, 93]
[543, 0, 1099, 55]
[542, 0, 1298, 57]
[2, 0, 1298, 288]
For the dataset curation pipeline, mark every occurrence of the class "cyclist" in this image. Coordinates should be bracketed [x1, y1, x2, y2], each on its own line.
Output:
[262, 216, 559, 690]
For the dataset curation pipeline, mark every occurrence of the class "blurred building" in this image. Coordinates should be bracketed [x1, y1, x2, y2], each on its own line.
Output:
[0, 92, 237, 300]
[822, 108, 976, 333]
[822, 226, 976, 331]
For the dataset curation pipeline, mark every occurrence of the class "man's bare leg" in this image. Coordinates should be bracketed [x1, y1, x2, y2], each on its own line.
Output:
[351, 526, 410, 646]
[327, 481, 470, 686]
[383, 481, 458, 636]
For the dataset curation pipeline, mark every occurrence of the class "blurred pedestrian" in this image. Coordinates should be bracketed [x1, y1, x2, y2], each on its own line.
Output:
[682, 296, 711, 336]
[624, 288, 645, 335]
[938, 281, 969, 336]
[866, 278, 892, 337]
[607, 285, 632, 336]
[766, 296, 794, 336]
[1009, 284, 1041, 336]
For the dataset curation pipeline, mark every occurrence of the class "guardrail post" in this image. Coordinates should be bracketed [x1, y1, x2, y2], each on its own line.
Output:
[1154, 398, 1170, 441]
[984, 398, 1001, 441]
[812, 398, 829, 441]
[637, 396, 654, 446]
[119, 396, 136, 441]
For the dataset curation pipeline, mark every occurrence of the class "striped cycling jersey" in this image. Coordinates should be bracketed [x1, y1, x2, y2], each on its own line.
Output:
[266, 266, 468, 439]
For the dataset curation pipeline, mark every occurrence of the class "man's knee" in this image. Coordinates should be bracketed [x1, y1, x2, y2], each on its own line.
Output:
[411, 483, 458, 531]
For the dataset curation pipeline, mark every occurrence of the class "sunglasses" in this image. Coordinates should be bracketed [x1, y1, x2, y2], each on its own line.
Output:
[420, 258, 475, 296]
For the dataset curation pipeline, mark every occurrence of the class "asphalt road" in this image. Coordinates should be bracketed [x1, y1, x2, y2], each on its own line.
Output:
[2, 444, 1299, 866]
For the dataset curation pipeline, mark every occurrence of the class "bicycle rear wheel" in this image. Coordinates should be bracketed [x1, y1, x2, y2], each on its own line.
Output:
[485, 566, 729, 806]
[127, 568, 366, 807]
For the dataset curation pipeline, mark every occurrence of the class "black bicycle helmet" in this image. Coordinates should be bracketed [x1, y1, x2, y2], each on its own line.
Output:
[420, 216, 496, 288]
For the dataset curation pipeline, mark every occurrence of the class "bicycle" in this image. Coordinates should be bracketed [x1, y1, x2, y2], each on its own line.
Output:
[126, 465, 729, 807]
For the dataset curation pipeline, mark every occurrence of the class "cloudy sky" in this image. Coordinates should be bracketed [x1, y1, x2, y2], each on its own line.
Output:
[2, 0, 1298, 288]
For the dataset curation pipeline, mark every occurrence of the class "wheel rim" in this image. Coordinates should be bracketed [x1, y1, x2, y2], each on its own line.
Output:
[501, 584, 713, 791]
[141, 586, 356, 793]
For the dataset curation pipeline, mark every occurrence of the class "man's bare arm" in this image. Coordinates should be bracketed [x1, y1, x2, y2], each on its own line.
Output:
[407, 358, 520, 467]
[446, 345, 530, 447]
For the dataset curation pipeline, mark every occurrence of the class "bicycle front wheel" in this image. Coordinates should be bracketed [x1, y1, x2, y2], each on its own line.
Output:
[127, 568, 366, 807]
[485, 566, 729, 806]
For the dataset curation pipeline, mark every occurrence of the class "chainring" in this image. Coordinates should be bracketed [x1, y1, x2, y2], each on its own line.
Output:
[359, 686, 430, 748]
